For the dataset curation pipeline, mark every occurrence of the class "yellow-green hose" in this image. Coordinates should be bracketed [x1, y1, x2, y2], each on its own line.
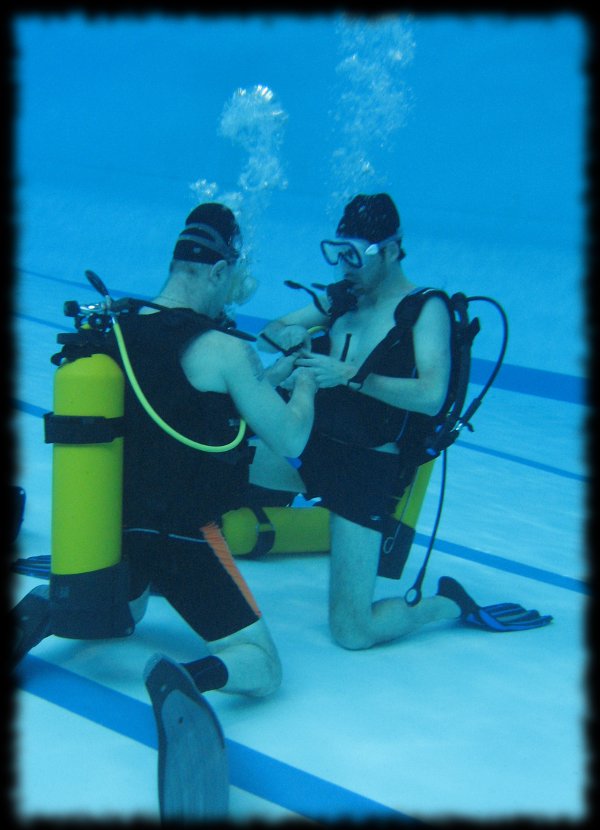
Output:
[112, 316, 247, 453]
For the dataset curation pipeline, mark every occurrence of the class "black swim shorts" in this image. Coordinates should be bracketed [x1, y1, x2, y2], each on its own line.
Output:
[298, 433, 407, 531]
[122, 522, 261, 642]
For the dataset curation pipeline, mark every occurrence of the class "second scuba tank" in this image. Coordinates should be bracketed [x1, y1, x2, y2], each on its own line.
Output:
[222, 504, 330, 557]
[378, 459, 435, 579]
[223, 459, 435, 578]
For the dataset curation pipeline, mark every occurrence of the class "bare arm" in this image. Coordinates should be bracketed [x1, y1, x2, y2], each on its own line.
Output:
[295, 296, 451, 417]
[360, 296, 451, 415]
[257, 301, 330, 354]
[181, 332, 316, 457]
[263, 352, 300, 387]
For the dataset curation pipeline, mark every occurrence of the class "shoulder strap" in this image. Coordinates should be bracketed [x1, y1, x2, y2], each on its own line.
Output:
[348, 287, 482, 462]
[349, 287, 446, 386]
[424, 292, 481, 459]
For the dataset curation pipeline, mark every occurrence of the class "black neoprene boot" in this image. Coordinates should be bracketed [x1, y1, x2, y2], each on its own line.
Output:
[437, 576, 479, 618]
[10, 584, 52, 669]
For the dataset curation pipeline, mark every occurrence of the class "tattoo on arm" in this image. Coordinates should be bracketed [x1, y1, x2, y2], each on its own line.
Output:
[244, 343, 266, 382]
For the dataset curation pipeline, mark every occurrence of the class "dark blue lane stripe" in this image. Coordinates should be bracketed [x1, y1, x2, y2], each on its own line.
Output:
[416, 532, 589, 595]
[15, 268, 586, 406]
[457, 439, 587, 482]
[16, 313, 69, 331]
[226, 737, 414, 821]
[17, 654, 413, 822]
[468, 358, 585, 405]
[13, 399, 48, 419]
[16, 269, 143, 299]
[14, 396, 584, 484]
[13, 395, 586, 595]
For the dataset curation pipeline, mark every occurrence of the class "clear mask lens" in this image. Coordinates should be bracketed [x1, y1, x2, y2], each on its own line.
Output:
[320, 240, 364, 269]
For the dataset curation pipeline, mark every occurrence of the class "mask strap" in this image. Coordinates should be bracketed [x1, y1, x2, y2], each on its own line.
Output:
[177, 223, 238, 263]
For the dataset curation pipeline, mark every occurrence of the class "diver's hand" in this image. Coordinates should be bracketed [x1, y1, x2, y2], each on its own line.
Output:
[294, 352, 357, 389]
[279, 366, 318, 393]
[285, 366, 318, 394]
[264, 352, 298, 387]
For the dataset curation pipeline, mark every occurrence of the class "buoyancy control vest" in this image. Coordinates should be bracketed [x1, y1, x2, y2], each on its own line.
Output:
[103, 308, 251, 535]
[308, 288, 446, 459]
[300, 281, 492, 509]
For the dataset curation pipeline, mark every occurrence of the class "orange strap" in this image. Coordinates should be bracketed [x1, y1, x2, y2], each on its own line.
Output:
[201, 522, 262, 618]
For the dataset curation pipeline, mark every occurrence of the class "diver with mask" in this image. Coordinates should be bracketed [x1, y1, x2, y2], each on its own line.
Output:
[253, 193, 552, 648]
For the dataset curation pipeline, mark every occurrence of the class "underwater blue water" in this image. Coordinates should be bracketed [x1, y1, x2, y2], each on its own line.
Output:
[12, 13, 588, 822]
[15, 13, 586, 375]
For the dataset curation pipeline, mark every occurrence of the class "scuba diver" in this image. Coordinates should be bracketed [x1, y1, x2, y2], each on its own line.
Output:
[253, 192, 552, 649]
[11, 202, 317, 819]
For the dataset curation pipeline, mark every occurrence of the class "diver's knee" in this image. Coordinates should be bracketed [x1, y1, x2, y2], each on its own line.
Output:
[257, 652, 283, 696]
[255, 634, 283, 694]
[209, 621, 283, 696]
[332, 630, 374, 650]
[128, 586, 150, 624]
[329, 613, 374, 650]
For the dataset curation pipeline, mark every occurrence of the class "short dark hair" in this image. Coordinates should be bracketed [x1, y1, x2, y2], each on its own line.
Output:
[336, 193, 400, 244]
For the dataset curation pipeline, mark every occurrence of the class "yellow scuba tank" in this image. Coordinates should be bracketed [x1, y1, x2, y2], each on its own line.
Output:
[44, 343, 134, 640]
[378, 459, 435, 579]
[392, 459, 435, 527]
[42, 267, 253, 639]
[48, 351, 124, 575]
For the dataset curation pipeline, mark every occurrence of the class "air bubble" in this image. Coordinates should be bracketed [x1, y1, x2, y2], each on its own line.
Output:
[188, 85, 289, 280]
[219, 85, 288, 194]
[328, 14, 415, 216]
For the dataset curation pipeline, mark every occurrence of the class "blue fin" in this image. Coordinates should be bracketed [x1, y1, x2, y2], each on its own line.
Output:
[437, 576, 553, 632]
[464, 604, 553, 632]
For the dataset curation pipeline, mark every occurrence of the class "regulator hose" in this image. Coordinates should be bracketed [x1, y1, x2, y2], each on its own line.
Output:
[86, 270, 247, 453]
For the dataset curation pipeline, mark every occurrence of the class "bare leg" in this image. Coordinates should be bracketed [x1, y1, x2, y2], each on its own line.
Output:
[143, 603, 282, 819]
[249, 441, 306, 493]
[328, 514, 460, 650]
[205, 617, 282, 698]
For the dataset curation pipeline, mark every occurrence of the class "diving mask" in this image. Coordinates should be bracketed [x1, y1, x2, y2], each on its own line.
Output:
[320, 234, 403, 269]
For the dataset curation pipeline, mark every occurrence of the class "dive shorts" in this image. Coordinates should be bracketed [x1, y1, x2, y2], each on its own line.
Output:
[298, 433, 406, 531]
[122, 522, 261, 642]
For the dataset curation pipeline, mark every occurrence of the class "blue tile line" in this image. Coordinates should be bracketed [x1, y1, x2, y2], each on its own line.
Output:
[14, 266, 586, 407]
[16, 306, 586, 406]
[414, 532, 588, 595]
[455, 439, 587, 482]
[11, 399, 588, 596]
[12, 396, 587, 485]
[16, 654, 416, 823]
